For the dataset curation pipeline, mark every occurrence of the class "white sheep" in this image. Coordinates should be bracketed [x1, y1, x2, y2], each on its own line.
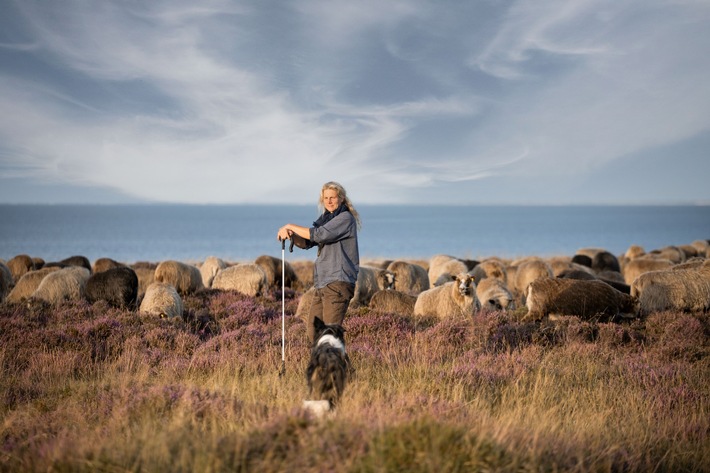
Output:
[427, 255, 468, 287]
[622, 257, 674, 285]
[476, 278, 515, 312]
[512, 259, 553, 302]
[154, 260, 204, 295]
[368, 289, 417, 316]
[386, 260, 430, 295]
[631, 260, 710, 316]
[139, 282, 184, 319]
[200, 256, 227, 288]
[470, 258, 508, 285]
[624, 244, 646, 260]
[6, 267, 60, 303]
[211, 264, 268, 297]
[31, 266, 90, 305]
[351, 266, 395, 308]
[414, 273, 480, 319]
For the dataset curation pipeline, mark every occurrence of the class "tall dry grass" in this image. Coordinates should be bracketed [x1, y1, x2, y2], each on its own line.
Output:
[1, 289, 708, 472]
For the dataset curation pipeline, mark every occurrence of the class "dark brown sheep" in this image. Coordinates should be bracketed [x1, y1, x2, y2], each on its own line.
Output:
[524, 277, 636, 322]
[85, 266, 138, 309]
[59, 255, 92, 273]
[591, 251, 620, 273]
[559, 268, 631, 294]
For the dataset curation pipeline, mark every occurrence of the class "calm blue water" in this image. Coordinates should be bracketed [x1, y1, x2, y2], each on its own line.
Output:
[1, 204, 708, 264]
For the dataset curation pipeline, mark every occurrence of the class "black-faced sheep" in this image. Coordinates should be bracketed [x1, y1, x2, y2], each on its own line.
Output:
[154, 260, 204, 295]
[413, 273, 480, 319]
[199, 256, 227, 288]
[85, 266, 138, 309]
[139, 282, 183, 319]
[31, 266, 90, 305]
[92, 257, 126, 274]
[631, 260, 710, 316]
[211, 264, 268, 297]
[428, 255, 468, 287]
[469, 258, 508, 285]
[254, 254, 298, 290]
[386, 260, 430, 295]
[524, 277, 636, 322]
[7, 254, 35, 282]
[368, 289, 417, 316]
[476, 278, 515, 312]
[351, 266, 395, 308]
[6, 267, 60, 303]
[622, 257, 674, 285]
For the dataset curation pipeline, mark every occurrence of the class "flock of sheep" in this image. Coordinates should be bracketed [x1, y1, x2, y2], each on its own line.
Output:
[1, 238, 709, 323]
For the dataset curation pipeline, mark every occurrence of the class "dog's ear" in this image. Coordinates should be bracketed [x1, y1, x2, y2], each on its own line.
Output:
[313, 317, 326, 331]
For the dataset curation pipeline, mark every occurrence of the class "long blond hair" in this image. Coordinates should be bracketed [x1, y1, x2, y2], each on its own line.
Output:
[318, 181, 361, 229]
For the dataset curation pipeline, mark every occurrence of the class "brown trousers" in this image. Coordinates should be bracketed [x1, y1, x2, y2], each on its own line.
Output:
[305, 281, 355, 343]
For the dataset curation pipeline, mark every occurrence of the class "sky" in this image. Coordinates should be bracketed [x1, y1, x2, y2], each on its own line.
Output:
[1, 0, 709, 206]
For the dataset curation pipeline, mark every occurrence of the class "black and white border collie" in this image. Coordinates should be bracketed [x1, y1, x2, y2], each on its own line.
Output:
[303, 317, 349, 416]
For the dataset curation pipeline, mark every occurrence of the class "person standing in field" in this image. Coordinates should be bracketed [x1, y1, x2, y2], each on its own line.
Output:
[277, 181, 361, 342]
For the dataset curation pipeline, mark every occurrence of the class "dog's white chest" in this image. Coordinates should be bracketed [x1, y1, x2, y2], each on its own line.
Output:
[317, 334, 345, 353]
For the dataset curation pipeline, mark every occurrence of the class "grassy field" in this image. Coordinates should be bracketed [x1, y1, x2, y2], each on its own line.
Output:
[1, 287, 709, 472]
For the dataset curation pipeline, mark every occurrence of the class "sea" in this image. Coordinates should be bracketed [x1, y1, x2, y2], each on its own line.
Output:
[1, 204, 709, 265]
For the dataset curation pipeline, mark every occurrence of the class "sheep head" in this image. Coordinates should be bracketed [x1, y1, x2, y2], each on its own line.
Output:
[378, 270, 396, 290]
[455, 273, 475, 297]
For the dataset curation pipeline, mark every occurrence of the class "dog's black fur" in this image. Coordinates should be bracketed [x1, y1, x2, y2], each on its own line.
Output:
[306, 317, 350, 409]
